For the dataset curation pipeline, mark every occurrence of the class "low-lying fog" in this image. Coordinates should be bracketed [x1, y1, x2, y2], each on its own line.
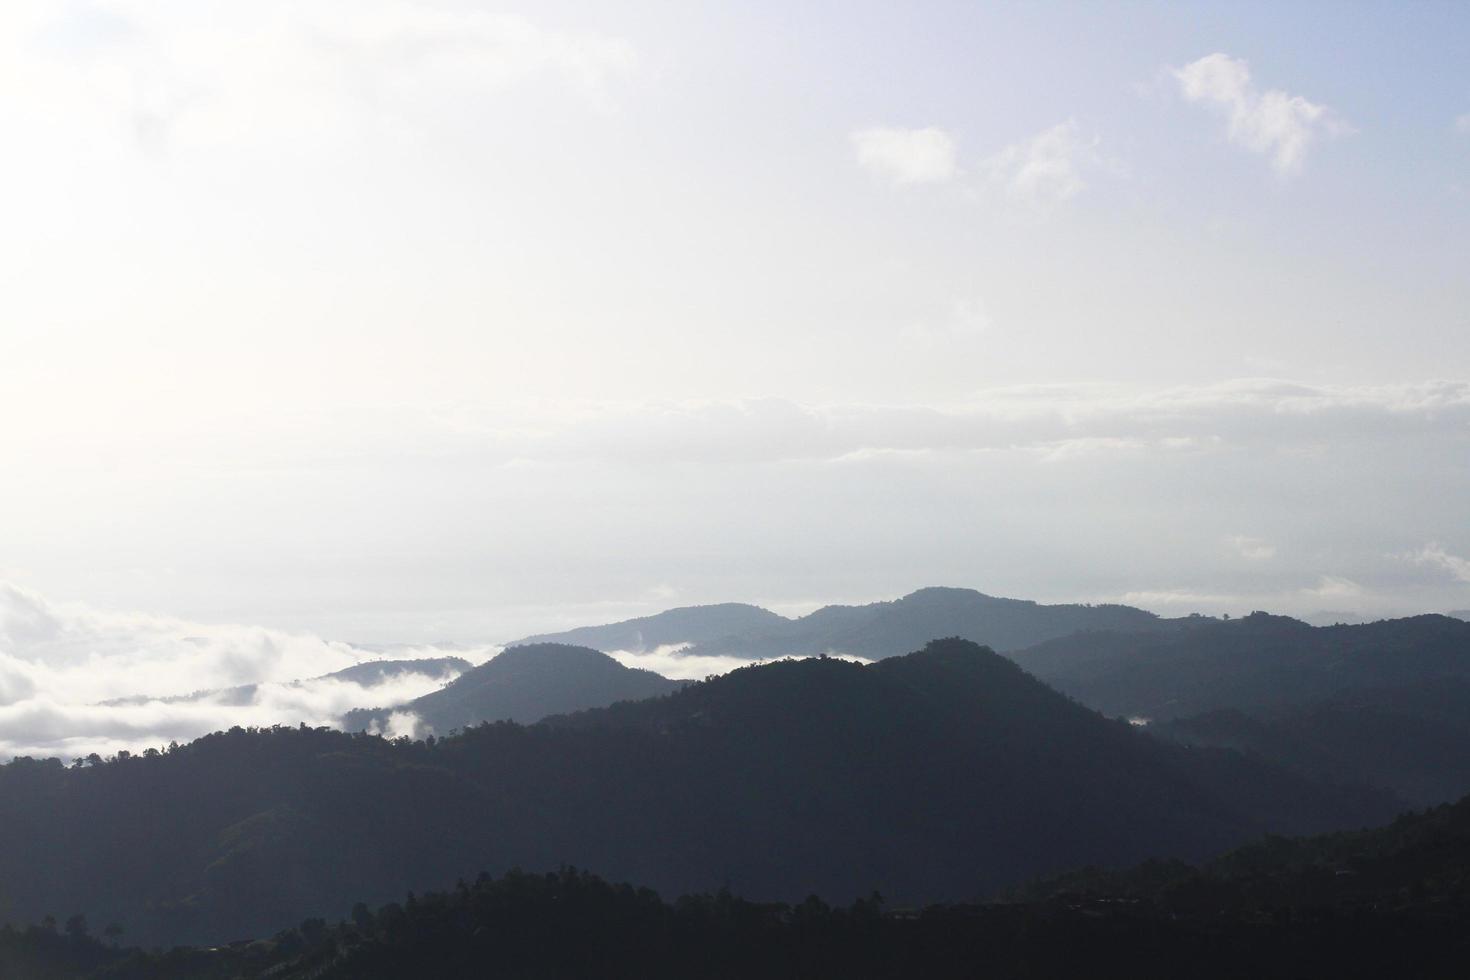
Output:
[0, 582, 496, 760]
[0, 583, 866, 761]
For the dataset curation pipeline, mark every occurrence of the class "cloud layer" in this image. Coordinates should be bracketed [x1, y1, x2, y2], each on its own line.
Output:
[0, 583, 488, 760]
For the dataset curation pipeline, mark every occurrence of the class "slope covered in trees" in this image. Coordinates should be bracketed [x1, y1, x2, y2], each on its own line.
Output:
[342, 643, 682, 734]
[1012, 612, 1470, 721]
[14, 793, 1470, 980]
[0, 640, 1395, 948]
[1149, 677, 1470, 807]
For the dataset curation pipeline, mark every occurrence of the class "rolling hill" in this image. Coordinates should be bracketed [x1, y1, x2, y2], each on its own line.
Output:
[1011, 611, 1470, 721]
[342, 643, 682, 734]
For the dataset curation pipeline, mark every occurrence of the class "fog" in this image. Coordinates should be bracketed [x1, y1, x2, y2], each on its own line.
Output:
[0, 582, 488, 759]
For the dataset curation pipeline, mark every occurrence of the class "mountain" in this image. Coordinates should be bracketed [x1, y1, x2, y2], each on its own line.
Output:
[1150, 677, 1470, 807]
[14, 796, 1470, 980]
[0, 639, 1396, 947]
[1012, 612, 1470, 721]
[1025, 783, 1470, 917]
[512, 603, 787, 651]
[343, 644, 682, 734]
[513, 587, 1185, 659]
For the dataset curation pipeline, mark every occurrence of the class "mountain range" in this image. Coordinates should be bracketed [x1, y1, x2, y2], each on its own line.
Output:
[511, 587, 1183, 659]
[0, 639, 1395, 947]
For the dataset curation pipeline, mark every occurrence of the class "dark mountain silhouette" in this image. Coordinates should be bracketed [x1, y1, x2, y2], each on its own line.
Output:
[1151, 677, 1470, 807]
[0, 640, 1395, 948]
[1012, 611, 1470, 721]
[513, 603, 787, 651]
[15, 793, 1470, 980]
[342, 643, 682, 734]
[515, 587, 1184, 659]
[1023, 782, 1470, 916]
[99, 657, 471, 708]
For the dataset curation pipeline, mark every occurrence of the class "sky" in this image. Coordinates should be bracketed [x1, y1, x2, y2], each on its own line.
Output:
[2, 0, 1470, 678]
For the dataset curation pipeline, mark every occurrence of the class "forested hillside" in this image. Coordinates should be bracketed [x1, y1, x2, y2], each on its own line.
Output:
[0, 640, 1394, 947]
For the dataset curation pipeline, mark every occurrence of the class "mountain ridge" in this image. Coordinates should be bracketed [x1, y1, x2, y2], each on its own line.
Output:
[510, 587, 1191, 660]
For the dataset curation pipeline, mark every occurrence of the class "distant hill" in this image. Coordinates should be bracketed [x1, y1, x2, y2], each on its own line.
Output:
[513, 587, 1185, 659]
[1150, 677, 1470, 807]
[1012, 612, 1470, 721]
[0, 639, 1395, 947]
[100, 656, 472, 708]
[343, 643, 683, 734]
[513, 603, 787, 651]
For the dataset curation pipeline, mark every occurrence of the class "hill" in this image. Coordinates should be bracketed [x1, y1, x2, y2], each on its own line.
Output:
[0, 640, 1395, 947]
[342, 644, 682, 734]
[514, 587, 1184, 659]
[1012, 611, 1470, 721]
[15, 792, 1470, 979]
[1149, 677, 1470, 807]
[512, 603, 788, 651]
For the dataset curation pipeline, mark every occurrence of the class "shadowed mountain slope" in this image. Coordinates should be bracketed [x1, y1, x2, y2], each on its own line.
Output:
[1150, 676, 1470, 807]
[0, 640, 1396, 948]
[343, 643, 682, 733]
[1012, 612, 1470, 721]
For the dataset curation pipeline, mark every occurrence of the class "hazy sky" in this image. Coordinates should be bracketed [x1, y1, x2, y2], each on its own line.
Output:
[3, 0, 1469, 646]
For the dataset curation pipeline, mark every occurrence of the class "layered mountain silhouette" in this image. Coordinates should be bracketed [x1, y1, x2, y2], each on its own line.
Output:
[1149, 677, 1470, 807]
[1012, 612, 1470, 720]
[343, 643, 682, 734]
[0, 639, 1395, 947]
[1011, 612, 1470, 805]
[10, 788, 1470, 979]
[512, 587, 1182, 659]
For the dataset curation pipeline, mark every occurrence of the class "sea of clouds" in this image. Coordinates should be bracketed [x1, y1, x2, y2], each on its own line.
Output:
[0, 582, 494, 760]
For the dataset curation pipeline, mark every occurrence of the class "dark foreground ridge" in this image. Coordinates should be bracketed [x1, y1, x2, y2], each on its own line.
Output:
[9, 790, 1470, 979]
[0, 639, 1396, 947]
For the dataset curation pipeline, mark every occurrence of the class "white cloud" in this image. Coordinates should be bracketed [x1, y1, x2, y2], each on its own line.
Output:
[1173, 53, 1351, 176]
[0, 0, 639, 156]
[1455, 113, 1470, 135]
[1413, 543, 1470, 584]
[1302, 575, 1364, 599]
[469, 378, 1470, 466]
[851, 126, 958, 184]
[606, 645, 871, 681]
[981, 119, 1102, 205]
[1230, 535, 1277, 561]
[0, 583, 482, 759]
